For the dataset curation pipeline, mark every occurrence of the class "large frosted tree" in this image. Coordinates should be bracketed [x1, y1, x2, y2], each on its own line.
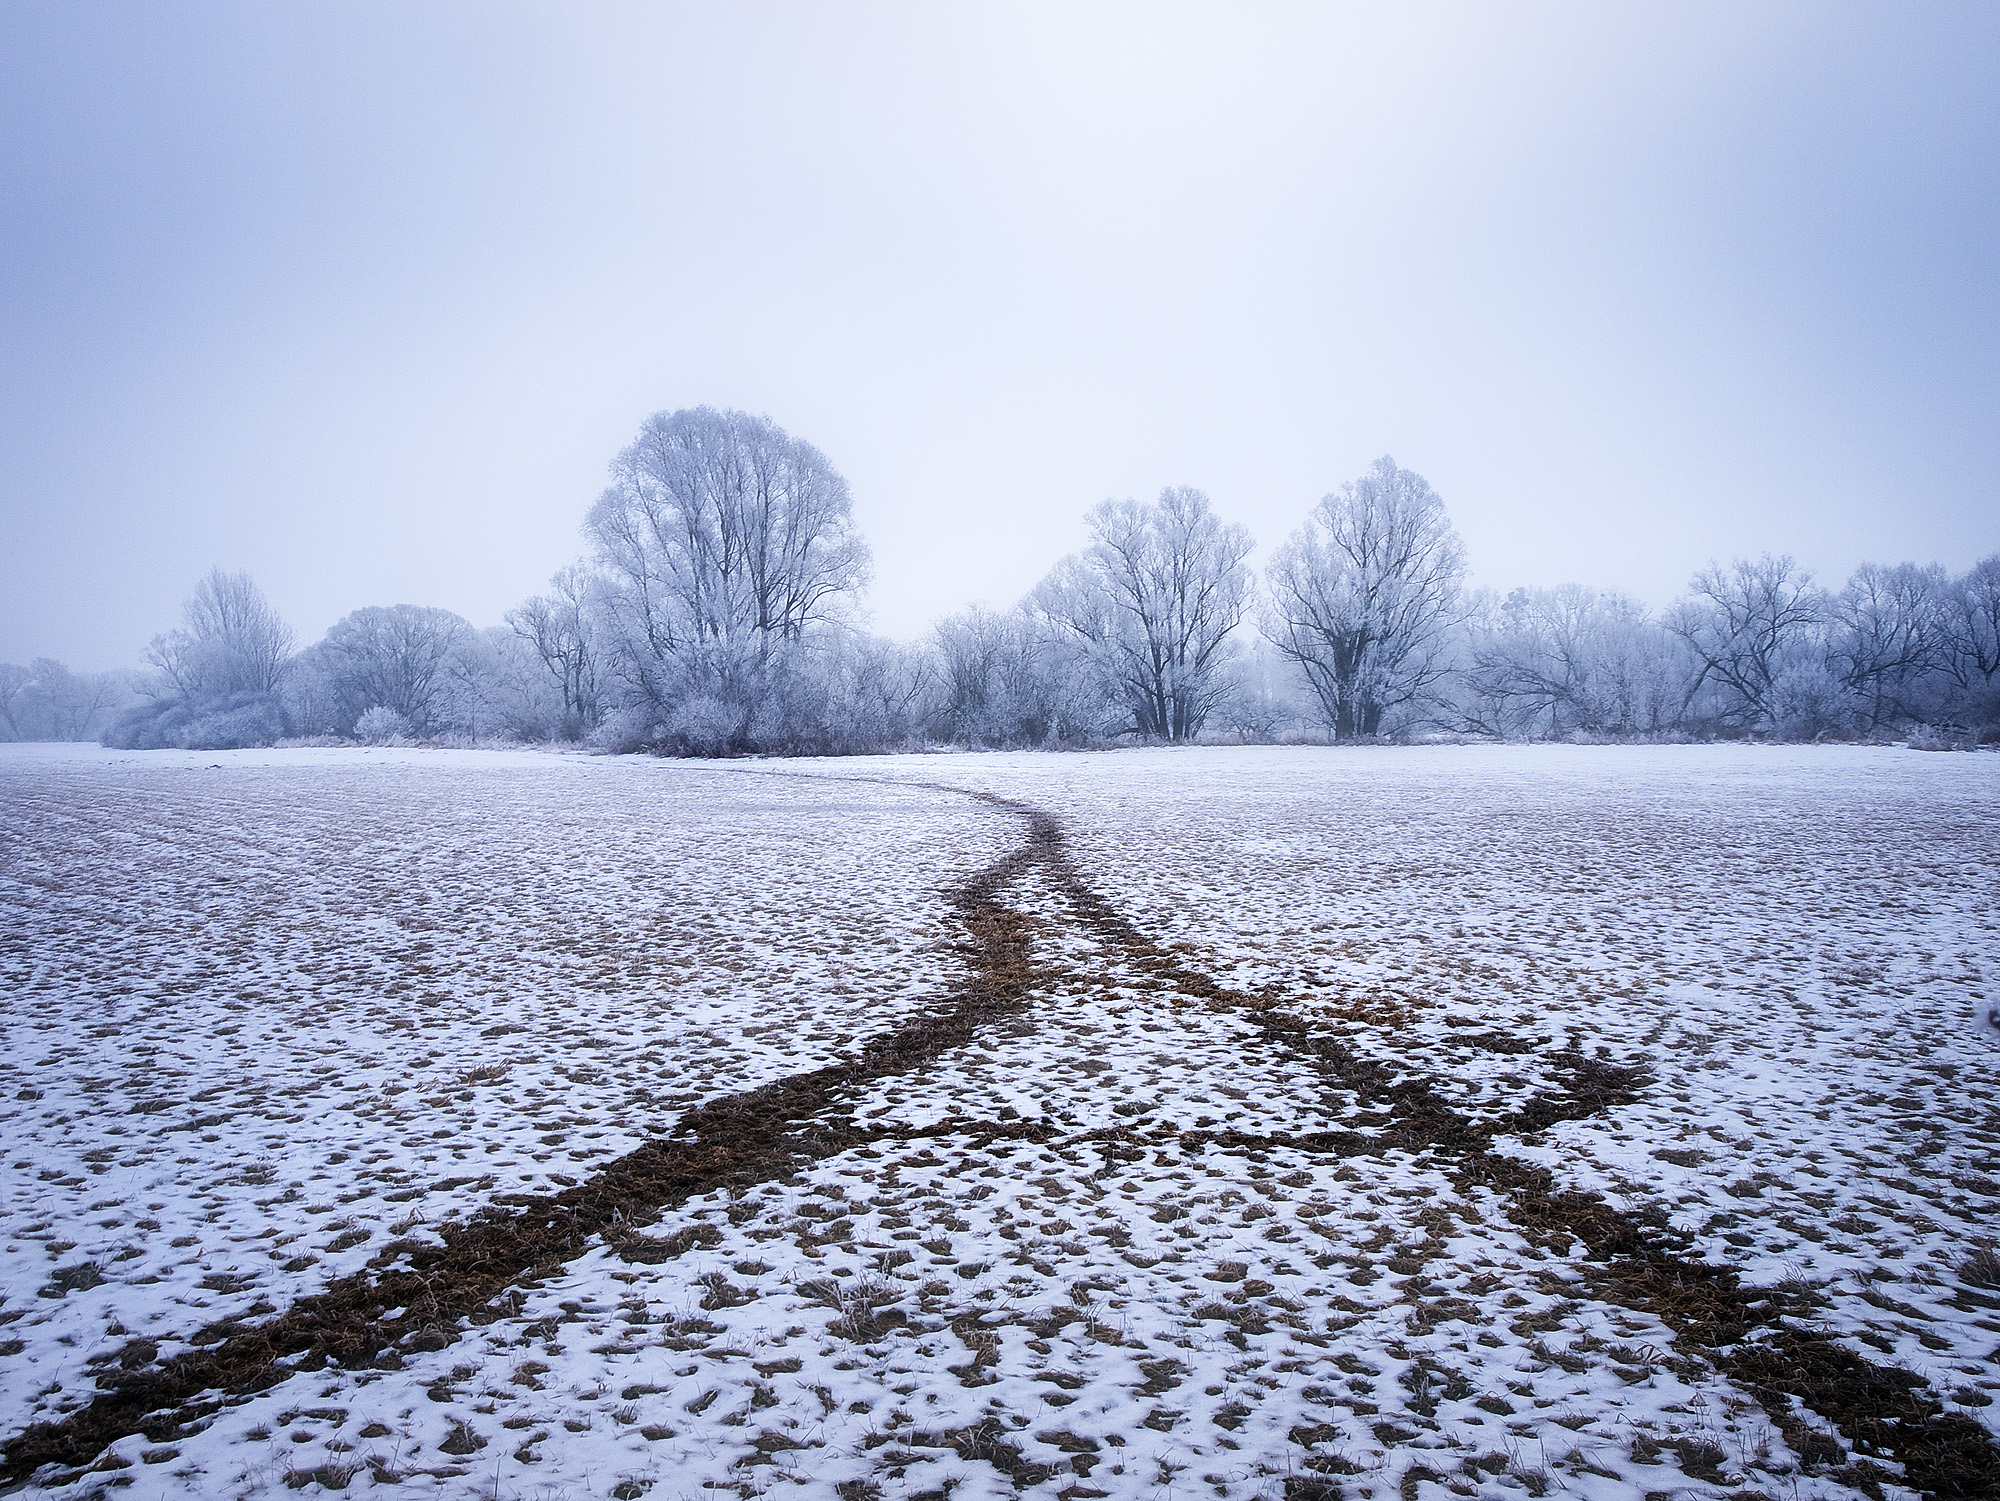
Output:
[146, 567, 295, 699]
[585, 407, 870, 749]
[1665, 554, 1825, 734]
[1264, 457, 1467, 741]
[1031, 487, 1254, 743]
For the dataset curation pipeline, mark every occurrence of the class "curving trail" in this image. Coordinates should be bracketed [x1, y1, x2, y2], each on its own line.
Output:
[5, 770, 1996, 1500]
[1, 788, 1052, 1487]
[1006, 779, 2000, 1501]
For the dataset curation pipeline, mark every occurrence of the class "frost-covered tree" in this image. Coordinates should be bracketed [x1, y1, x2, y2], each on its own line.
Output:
[585, 407, 871, 751]
[1264, 457, 1467, 741]
[1459, 585, 1695, 739]
[1828, 561, 1950, 730]
[928, 606, 1031, 746]
[104, 569, 294, 748]
[1031, 487, 1254, 742]
[822, 635, 930, 752]
[507, 563, 607, 736]
[1666, 554, 1826, 736]
[1209, 638, 1316, 743]
[0, 662, 34, 740]
[28, 659, 123, 739]
[317, 604, 476, 737]
[454, 626, 583, 742]
[760, 632, 930, 755]
[925, 605, 1115, 748]
[146, 568, 294, 699]
[0, 659, 137, 741]
[1943, 555, 2000, 703]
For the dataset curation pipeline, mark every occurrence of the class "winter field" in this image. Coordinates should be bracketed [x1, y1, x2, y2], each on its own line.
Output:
[1, 742, 1997, 1501]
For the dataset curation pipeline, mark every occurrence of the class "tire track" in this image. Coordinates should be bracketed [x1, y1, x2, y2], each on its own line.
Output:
[1016, 796, 2000, 1501]
[7, 772, 1995, 1500]
[743, 769, 2000, 1498]
[2, 793, 1059, 1489]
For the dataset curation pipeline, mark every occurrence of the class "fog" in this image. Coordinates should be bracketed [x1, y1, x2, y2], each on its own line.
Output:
[2, 2, 1995, 670]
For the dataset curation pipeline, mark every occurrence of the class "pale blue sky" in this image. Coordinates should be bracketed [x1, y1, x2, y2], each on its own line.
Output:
[3, 2, 1995, 667]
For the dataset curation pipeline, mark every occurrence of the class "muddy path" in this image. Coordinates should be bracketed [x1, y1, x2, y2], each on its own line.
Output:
[1011, 787, 2000, 1501]
[2, 792, 1059, 1487]
[835, 771, 1998, 1500]
[6, 773, 1996, 1500]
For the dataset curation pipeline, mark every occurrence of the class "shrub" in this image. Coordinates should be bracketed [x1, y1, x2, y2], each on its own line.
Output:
[587, 706, 661, 754]
[101, 691, 286, 750]
[354, 706, 412, 745]
[1909, 722, 1976, 752]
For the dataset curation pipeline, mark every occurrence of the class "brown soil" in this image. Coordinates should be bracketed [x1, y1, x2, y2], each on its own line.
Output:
[2, 797, 1058, 1488]
[7, 774, 1995, 1501]
[1024, 806, 2000, 1501]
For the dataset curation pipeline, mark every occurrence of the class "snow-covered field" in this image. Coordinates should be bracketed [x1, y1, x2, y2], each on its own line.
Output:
[2, 742, 1996, 1501]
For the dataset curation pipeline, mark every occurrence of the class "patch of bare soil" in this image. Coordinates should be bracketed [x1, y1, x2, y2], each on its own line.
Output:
[2, 803, 1062, 1489]
[6, 775, 1995, 1501]
[1026, 806, 2000, 1501]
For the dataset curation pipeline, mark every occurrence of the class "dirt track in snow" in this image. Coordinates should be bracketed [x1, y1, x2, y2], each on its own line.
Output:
[4, 745, 1999, 1501]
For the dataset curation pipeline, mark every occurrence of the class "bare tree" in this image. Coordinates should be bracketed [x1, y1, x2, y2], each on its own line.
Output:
[1461, 585, 1694, 739]
[1264, 457, 1467, 741]
[1032, 487, 1254, 742]
[0, 662, 30, 740]
[318, 604, 475, 736]
[507, 563, 606, 736]
[930, 606, 1023, 745]
[822, 635, 930, 751]
[1828, 561, 1949, 729]
[30, 659, 124, 739]
[0, 660, 135, 741]
[1211, 638, 1312, 743]
[1666, 554, 1825, 735]
[146, 568, 294, 698]
[749, 632, 931, 755]
[1943, 554, 2000, 692]
[927, 604, 1114, 748]
[585, 407, 870, 748]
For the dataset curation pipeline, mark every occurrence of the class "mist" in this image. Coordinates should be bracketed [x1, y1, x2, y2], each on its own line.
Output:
[8, 10, 2000, 1488]
[3, 3, 1994, 674]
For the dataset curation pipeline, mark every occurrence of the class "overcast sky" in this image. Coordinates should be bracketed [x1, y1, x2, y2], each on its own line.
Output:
[3, 2, 1995, 668]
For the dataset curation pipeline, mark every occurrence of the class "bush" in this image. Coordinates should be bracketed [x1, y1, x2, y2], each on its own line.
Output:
[101, 692, 287, 750]
[587, 706, 662, 754]
[659, 694, 743, 757]
[1908, 722, 1976, 752]
[354, 706, 413, 745]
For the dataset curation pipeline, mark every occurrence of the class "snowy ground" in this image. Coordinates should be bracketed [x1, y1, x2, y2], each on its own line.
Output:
[1, 742, 1995, 1501]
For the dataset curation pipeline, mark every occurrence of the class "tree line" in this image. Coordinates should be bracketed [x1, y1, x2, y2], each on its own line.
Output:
[5, 405, 1989, 752]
